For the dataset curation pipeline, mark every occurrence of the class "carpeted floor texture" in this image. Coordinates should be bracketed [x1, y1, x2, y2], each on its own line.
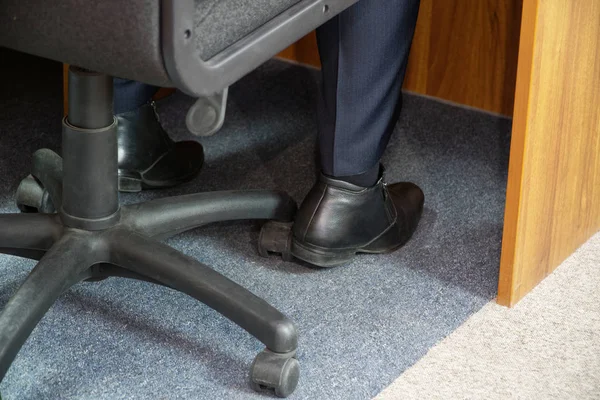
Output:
[0, 49, 511, 399]
[376, 232, 600, 400]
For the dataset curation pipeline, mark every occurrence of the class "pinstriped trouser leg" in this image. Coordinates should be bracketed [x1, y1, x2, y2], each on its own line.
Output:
[316, 0, 420, 177]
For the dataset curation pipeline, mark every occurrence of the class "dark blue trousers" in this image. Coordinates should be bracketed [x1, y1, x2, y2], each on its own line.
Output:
[114, 0, 420, 177]
[316, 0, 419, 177]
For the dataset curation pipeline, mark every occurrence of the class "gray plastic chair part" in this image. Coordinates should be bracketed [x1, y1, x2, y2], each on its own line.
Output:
[186, 88, 228, 137]
[163, 0, 360, 96]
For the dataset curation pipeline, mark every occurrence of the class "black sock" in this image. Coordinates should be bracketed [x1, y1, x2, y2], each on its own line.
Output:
[336, 163, 381, 187]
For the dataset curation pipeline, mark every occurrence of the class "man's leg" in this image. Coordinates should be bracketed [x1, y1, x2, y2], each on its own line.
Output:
[113, 78, 160, 115]
[318, 0, 420, 182]
[291, 0, 425, 267]
[113, 79, 203, 192]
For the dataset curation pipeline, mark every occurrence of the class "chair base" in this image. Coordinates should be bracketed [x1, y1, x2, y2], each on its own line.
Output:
[0, 151, 299, 397]
[1, 67, 300, 397]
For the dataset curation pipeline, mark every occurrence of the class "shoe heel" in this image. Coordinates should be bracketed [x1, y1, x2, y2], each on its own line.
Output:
[361, 222, 407, 253]
[290, 239, 355, 268]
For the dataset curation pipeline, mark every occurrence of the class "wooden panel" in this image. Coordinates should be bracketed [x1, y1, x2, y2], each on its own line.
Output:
[497, 0, 600, 306]
[277, 0, 522, 115]
[405, 0, 522, 115]
[277, 31, 320, 67]
[402, 0, 433, 93]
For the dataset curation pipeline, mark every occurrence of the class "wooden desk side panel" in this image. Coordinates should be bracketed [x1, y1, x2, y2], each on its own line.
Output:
[497, 0, 600, 306]
[407, 0, 522, 116]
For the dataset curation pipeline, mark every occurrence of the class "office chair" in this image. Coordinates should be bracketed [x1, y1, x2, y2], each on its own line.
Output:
[0, 0, 358, 397]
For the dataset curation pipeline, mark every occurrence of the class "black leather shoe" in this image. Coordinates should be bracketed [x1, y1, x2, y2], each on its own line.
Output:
[116, 102, 204, 192]
[290, 168, 424, 267]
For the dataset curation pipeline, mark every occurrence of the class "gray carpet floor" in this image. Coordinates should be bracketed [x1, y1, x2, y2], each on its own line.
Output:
[0, 49, 511, 399]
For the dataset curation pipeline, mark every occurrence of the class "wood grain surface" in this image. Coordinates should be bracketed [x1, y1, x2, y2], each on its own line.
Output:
[497, 0, 600, 306]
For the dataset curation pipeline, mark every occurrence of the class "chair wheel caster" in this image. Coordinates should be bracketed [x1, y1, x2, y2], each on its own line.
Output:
[258, 221, 294, 262]
[250, 349, 299, 398]
[15, 175, 56, 213]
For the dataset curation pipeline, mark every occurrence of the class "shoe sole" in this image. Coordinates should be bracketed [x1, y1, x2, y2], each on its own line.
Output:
[290, 221, 413, 268]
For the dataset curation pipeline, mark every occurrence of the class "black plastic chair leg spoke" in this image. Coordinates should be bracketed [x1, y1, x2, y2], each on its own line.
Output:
[108, 230, 298, 353]
[0, 213, 62, 258]
[122, 190, 297, 240]
[0, 234, 93, 381]
[83, 264, 171, 288]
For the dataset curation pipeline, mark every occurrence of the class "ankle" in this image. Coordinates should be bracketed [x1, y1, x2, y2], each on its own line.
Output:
[331, 164, 381, 188]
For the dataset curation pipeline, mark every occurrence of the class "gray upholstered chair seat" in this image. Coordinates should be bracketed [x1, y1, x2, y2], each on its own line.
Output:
[0, 0, 356, 96]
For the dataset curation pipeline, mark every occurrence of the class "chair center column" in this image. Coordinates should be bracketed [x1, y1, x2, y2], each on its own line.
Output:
[60, 66, 120, 230]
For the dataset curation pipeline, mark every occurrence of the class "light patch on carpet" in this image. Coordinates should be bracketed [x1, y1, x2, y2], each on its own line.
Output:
[375, 232, 600, 400]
